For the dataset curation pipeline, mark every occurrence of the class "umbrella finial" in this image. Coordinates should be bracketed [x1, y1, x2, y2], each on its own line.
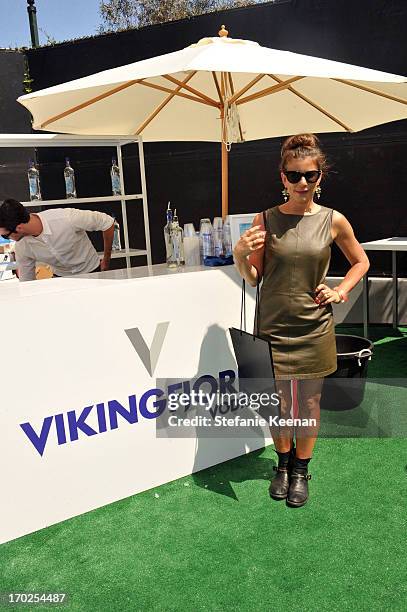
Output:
[218, 25, 228, 37]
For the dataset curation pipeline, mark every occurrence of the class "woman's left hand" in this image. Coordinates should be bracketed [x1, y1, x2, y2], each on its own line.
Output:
[314, 284, 340, 306]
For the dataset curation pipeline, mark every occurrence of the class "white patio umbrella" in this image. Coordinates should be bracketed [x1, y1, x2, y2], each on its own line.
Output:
[18, 26, 407, 217]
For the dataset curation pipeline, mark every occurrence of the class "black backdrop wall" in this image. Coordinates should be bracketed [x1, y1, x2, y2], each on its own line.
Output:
[0, 50, 34, 201]
[19, 0, 407, 273]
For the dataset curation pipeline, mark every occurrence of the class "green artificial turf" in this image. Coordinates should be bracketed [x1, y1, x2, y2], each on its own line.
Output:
[1, 327, 406, 612]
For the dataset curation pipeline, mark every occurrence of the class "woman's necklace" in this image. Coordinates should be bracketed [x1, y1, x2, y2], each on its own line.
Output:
[283, 203, 317, 214]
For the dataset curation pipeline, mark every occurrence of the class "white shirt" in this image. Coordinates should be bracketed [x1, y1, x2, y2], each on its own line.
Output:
[15, 208, 114, 281]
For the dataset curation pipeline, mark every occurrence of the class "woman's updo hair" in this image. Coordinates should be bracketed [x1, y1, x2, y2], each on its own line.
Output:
[280, 133, 329, 173]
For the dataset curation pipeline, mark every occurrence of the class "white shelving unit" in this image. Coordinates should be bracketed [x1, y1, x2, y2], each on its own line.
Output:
[0, 134, 152, 270]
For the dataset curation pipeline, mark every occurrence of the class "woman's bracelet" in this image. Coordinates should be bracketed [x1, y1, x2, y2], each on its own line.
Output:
[333, 286, 349, 303]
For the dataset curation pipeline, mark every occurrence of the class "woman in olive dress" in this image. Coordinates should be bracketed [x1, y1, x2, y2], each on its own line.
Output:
[233, 134, 369, 507]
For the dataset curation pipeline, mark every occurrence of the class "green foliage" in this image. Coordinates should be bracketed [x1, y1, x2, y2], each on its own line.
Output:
[22, 56, 34, 94]
[99, 0, 260, 31]
[39, 27, 58, 46]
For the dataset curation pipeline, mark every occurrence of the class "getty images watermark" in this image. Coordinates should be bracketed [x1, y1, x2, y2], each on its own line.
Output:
[154, 376, 321, 438]
[165, 389, 315, 429]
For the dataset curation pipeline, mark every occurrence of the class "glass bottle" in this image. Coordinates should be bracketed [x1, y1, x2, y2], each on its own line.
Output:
[112, 216, 121, 251]
[27, 159, 42, 201]
[164, 202, 175, 267]
[171, 209, 185, 267]
[213, 217, 224, 257]
[223, 216, 232, 257]
[64, 157, 77, 198]
[199, 218, 214, 263]
[111, 157, 122, 195]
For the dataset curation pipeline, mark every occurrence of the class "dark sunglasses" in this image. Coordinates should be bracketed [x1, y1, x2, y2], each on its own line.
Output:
[1, 227, 17, 239]
[283, 169, 321, 184]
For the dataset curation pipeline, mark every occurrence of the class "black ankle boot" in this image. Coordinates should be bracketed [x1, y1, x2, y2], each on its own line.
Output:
[287, 457, 312, 507]
[269, 446, 295, 500]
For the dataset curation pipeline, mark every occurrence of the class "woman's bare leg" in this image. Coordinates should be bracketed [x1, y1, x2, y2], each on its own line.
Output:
[295, 378, 324, 458]
[270, 379, 294, 452]
[283, 378, 324, 506]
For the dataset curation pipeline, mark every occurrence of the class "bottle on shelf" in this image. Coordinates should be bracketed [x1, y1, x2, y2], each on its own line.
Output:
[223, 215, 232, 257]
[213, 217, 224, 257]
[27, 159, 42, 201]
[111, 157, 122, 196]
[164, 202, 175, 267]
[199, 218, 214, 263]
[171, 209, 185, 267]
[112, 216, 122, 251]
[64, 157, 77, 198]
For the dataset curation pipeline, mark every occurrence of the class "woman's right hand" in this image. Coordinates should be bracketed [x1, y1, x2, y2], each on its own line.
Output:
[233, 225, 266, 260]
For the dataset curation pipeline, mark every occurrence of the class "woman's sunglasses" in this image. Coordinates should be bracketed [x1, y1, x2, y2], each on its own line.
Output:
[283, 170, 321, 184]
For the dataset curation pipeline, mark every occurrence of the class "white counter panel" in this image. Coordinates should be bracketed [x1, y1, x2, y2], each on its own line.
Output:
[1, 265, 271, 544]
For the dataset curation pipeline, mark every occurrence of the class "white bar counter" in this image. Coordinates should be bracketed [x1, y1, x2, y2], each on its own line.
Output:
[1, 263, 270, 544]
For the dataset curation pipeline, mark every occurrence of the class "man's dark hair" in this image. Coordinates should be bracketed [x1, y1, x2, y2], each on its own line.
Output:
[0, 199, 30, 230]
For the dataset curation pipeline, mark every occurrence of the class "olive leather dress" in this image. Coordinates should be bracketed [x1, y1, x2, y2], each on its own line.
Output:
[257, 205, 338, 380]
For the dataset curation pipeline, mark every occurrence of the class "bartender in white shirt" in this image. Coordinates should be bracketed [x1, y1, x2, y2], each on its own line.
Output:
[0, 199, 115, 281]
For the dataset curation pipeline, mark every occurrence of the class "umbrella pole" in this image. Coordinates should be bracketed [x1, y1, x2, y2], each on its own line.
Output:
[221, 139, 228, 220]
[220, 94, 228, 220]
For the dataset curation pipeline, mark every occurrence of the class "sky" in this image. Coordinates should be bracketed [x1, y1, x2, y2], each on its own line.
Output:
[0, 0, 102, 48]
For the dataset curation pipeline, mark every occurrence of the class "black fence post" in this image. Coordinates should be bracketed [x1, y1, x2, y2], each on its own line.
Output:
[27, 0, 40, 48]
